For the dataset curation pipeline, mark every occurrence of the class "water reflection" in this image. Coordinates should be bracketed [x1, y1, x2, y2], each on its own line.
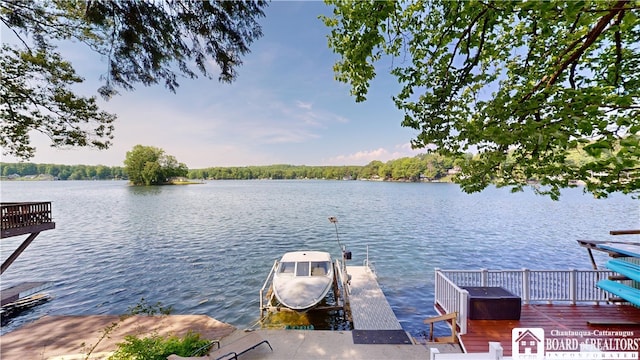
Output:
[127, 185, 162, 196]
[262, 309, 351, 331]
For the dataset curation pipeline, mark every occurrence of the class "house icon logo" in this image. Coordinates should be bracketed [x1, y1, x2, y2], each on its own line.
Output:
[512, 328, 545, 359]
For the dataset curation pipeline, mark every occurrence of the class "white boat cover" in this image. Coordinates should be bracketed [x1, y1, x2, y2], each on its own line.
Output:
[273, 251, 334, 310]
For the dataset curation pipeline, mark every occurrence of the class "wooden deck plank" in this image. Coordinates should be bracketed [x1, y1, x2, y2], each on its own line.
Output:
[460, 304, 640, 355]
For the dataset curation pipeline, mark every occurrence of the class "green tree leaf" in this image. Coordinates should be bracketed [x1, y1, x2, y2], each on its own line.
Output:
[124, 145, 187, 186]
[323, 0, 640, 198]
[1, 0, 267, 160]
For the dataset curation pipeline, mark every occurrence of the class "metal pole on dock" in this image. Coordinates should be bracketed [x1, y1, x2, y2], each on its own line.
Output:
[329, 216, 342, 250]
[328, 216, 350, 275]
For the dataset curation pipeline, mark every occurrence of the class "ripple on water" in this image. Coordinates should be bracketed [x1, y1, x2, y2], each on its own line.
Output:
[0, 180, 636, 338]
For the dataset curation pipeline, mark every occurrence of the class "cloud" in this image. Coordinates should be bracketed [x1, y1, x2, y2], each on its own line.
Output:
[324, 144, 424, 165]
[1, 3, 423, 171]
[296, 100, 313, 110]
[334, 115, 349, 124]
[217, 96, 347, 144]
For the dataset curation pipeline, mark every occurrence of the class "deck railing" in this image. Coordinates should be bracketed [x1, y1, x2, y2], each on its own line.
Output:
[434, 269, 470, 334]
[1, 202, 55, 239]
[435, 268, 615, 335]
[1, 202, 56, 273]
[1, 202, 53, 230]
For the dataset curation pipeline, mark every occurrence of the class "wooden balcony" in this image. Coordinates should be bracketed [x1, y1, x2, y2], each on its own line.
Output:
[1, 202, 55, 239]
[1, 202, 55, 275]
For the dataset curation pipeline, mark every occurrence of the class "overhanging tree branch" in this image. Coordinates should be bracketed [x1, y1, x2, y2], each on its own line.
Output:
[0, 0, 267, 160]
[523, 0, 629, 101]
[324, 0, 640, 198]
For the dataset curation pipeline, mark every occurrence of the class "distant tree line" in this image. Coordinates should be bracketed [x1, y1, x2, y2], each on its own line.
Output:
[0, 153, 464, 182]
[187, 153, 466, 181]
[1, 162, 125, 180]
[1, 146, 606, 187]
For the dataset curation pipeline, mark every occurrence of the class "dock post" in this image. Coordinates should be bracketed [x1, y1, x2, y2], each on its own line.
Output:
[332, 261, 340, 307]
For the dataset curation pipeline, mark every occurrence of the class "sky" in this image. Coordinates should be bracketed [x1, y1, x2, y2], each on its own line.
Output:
[3, 1, 425, 169]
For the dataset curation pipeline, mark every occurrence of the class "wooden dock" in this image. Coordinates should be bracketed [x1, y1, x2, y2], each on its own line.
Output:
[1, 282, 53, 306]
[1, 282, 54, 325]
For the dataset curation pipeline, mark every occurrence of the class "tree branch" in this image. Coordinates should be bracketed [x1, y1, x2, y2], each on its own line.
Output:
[522, 0, 629, 102]
[546, 1, 625, 86]
[446, 6, 488, 78]
[525, 16, 537, 69]
[613, 9, 624, 87]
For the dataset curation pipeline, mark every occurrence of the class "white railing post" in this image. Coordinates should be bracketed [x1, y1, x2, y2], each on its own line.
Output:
[259, 260, 278, 318]
[434, 268, 442, 310]
[434, 268, 440, 290]
[489, 342, 504, 359]
[459, 289, 468, 335]
[481, 268, 488, 286]
[430, 347, 440, 360]
[365, 245, 369, 267]
[522, 268, 530, 305]
[570, 269, 577, 305]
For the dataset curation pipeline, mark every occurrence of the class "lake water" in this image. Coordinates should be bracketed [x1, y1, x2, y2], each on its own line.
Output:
[1, 180, 638, 338]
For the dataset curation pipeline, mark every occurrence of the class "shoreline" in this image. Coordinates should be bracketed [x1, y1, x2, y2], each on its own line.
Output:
[0, 314, 236, 359]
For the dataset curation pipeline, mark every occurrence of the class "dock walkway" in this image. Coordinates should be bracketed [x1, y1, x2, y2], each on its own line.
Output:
[346, 265, 402, 331]
[1, 281, 52, 306]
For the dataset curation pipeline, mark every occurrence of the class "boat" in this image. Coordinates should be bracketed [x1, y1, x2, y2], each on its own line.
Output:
[272, 251, 335, 310]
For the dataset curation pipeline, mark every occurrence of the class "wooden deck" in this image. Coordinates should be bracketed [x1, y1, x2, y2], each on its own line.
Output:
[460, 304, 640, 355]
[1, 202, 55, 275]
[1, 202, 55, 239]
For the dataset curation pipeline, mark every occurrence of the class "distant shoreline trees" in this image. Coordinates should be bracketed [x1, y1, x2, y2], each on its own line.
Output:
[0, 162, 125, 180]
[0, 145, 623, 191]
[0, 153, 464, 183]
[188, 153, 464, 181]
